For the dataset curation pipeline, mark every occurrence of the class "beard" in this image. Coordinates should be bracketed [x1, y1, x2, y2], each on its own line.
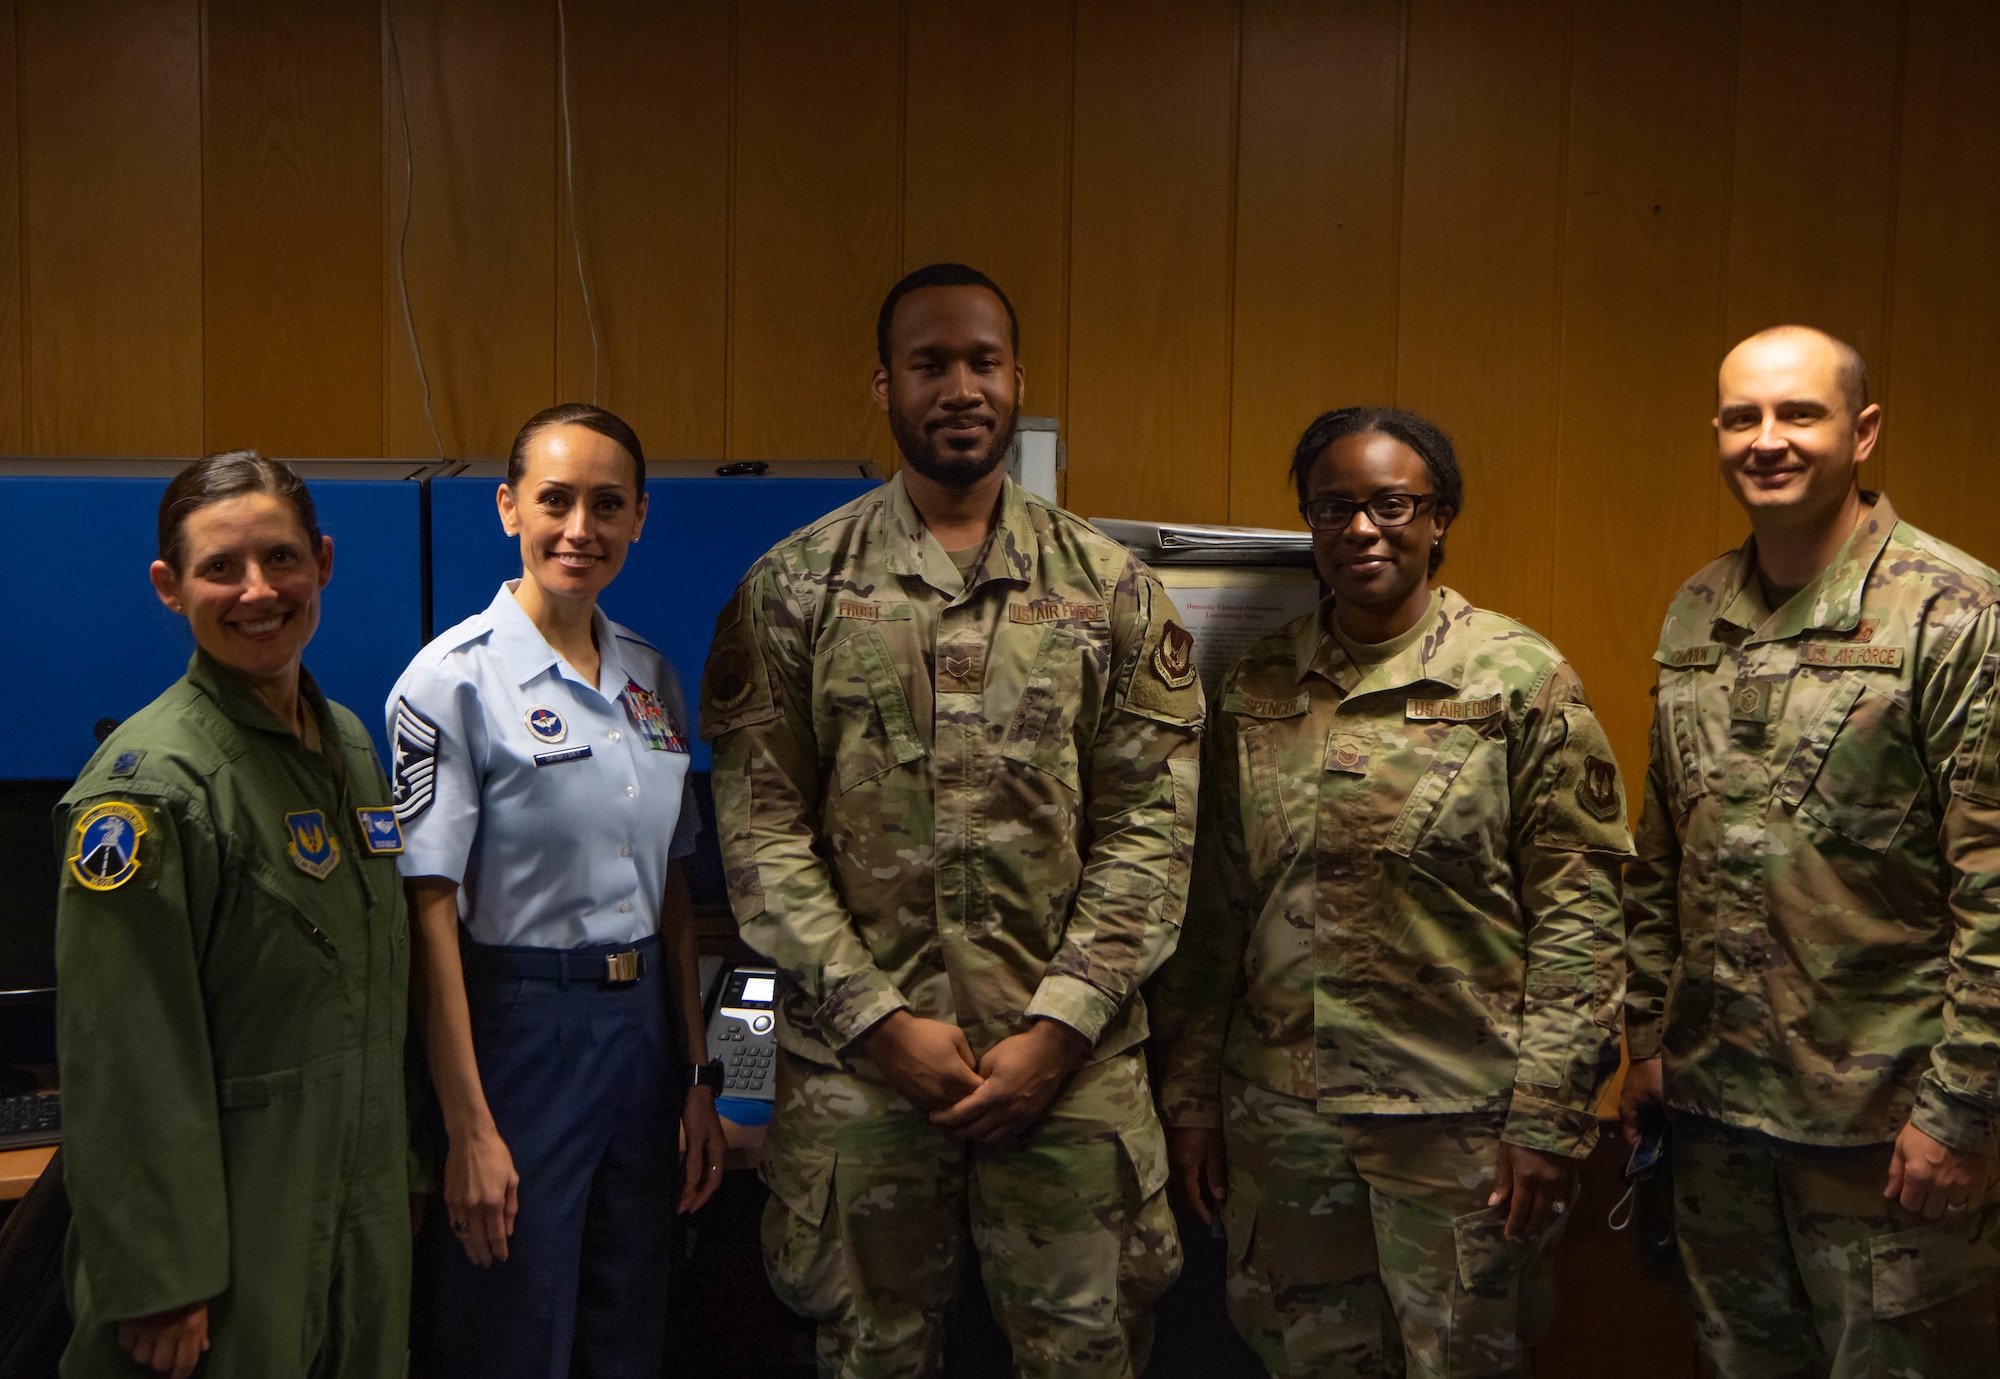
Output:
[890, 403, 1019, 488]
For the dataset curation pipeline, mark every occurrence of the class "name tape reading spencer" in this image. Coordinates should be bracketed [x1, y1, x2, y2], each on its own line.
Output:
[1798, 643, 1906, 670]
[1238, 693, 1311, 718]
[1405, 695, 1503, 722]
[1009, 601, 1107, 624]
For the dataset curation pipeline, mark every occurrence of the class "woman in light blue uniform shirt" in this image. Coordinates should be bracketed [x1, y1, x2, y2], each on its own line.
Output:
[386, 403, 726, 1377]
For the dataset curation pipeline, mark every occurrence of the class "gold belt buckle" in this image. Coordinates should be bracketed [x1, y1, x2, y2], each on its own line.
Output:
[604, 950, 640, 984]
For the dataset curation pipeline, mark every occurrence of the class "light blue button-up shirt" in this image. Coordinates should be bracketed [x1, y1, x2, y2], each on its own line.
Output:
[386, 582, 698, 949]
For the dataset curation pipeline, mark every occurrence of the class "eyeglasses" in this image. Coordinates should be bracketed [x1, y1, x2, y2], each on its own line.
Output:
[1299, 492, 1437, 532]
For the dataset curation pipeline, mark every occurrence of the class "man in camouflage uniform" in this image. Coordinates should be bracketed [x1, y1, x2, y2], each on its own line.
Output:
[1152, 407, 1634, 1378]
[1622, 325, 2000, 1377]
[702, 263, 1202, 1378]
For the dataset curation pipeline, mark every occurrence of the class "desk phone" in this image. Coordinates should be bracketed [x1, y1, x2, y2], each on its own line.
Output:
[706, 965, 778, 1100]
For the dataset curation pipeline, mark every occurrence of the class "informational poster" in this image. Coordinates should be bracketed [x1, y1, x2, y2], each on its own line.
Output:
[1156, 565, 1323, 695]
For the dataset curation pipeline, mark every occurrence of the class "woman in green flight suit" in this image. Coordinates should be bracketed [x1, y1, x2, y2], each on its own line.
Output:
[55, 452, 409, 1378]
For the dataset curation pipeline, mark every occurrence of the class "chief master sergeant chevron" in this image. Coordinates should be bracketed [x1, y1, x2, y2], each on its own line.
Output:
[1621, 325, 2000, 1377]
[701, 263, 1203, 1378]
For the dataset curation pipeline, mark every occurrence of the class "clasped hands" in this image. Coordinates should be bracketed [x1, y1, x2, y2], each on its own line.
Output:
[862, 1010, 1088, 1143]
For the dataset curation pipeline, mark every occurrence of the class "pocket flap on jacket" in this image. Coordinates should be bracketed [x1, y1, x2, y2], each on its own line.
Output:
[758, 1127, 837, 1227]
[1871, 1217, 1992, 1320]
[1117, 1115, 1172, 1201]
[217, 1066, 305, 1110]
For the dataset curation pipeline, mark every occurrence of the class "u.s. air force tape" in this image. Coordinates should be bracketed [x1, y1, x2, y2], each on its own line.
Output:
[390, 697, 440, 821]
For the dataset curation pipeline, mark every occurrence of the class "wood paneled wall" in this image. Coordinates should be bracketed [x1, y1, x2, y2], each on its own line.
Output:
[4, 0, 1999, 783]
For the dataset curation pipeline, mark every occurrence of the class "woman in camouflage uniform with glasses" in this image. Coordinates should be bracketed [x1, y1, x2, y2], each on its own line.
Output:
[1152, 406, 1633, 1378]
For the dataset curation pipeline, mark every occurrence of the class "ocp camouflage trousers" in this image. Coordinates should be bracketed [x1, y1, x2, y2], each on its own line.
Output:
[758, 1047, 1181, 1379]
[1671, 1112, 2000, 1379]
[1220, 1077, 1575, 1379]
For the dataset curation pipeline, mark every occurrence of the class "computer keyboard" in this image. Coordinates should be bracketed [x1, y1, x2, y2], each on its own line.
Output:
[0, 1090, 60, 1151]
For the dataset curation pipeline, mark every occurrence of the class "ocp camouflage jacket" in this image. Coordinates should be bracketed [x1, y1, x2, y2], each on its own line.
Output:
[1626, 493, 2000, 1153]
[700, 474, 1204, 1070]
[1152, 589, 1633, 1157]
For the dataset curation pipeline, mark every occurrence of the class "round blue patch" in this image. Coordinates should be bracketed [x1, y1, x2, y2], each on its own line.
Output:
[524, 706, 567, 744]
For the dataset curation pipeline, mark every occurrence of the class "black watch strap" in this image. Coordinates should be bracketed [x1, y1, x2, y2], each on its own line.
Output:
[690, 1058, 725, 1091]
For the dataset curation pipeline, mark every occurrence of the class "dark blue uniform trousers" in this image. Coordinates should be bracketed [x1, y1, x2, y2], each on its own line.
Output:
[418, 935, 684, 1379]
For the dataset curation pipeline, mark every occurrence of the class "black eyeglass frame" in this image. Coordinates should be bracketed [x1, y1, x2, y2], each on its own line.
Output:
[1298, 492, 1440, 533]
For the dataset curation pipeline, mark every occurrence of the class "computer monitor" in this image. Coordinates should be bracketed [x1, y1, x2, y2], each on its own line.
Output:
[0, 779, 63, 1068]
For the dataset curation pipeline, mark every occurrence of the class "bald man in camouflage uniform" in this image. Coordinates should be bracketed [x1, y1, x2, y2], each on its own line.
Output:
[703, 264, 1201, 1379]
[1623, 326, 2000, 1377]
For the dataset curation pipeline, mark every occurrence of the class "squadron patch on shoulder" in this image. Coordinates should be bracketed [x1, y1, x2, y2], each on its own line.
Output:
[1152, 621, 1197, 690]
[355, 808, 404, 856]
[524, 705, 567, 744]
[285, 809, 342, 880]
[68, 800, 147, 891]
[1577, 755, 1622, 821]
[707, 645, 754, 714]
[389, 697, 441, 822]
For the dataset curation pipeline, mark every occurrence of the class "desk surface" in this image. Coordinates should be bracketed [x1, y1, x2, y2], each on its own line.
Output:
[0, 1145, 54, 1201]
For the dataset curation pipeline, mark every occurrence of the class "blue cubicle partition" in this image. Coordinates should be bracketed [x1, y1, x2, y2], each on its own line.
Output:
[0, 474, 422, 777]
[429, 470, 880, 770]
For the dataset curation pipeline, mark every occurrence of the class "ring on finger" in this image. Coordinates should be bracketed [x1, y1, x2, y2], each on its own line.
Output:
[1947, 1201, 1967, 1214]
[1551, 1201, 1566, 1215]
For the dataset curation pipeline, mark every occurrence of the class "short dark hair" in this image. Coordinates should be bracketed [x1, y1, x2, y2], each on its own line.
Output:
[1732, 324, 1870, 416]
[876, 263, 1019, 367]
[158, 450, 322, 574]
[506, 403, 646, 489]
[1289, 406, 1464, 575]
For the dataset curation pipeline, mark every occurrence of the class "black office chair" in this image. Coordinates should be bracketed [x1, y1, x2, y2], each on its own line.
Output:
[0, 1147, 70, 1379]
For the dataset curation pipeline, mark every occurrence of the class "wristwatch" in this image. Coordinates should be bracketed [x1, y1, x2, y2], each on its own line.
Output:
[690, 1058, 726, 1091]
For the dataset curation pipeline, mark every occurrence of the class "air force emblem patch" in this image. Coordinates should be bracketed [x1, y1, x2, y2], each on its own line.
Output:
[524, 706, 567, 744]
[1153, 621, 1197, 689]
[1578, 755, 1622, 822]
[285, 810, 342, 880]
[68, 800, 147, 891]
[355, 808, 405, 856]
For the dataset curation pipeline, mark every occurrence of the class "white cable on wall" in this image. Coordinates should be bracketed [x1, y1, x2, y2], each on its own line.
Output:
[386, 0, 445, 460]
[556, 0, 602, 405]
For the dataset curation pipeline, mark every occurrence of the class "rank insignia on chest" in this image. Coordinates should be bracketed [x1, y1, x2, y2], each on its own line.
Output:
[1325, 735, 1370, 775]
[1729, 679, 1778, 723]
[622, 679, 688, 753]
[355, 807, 405, 856]
[524, 705, 567, 744]
[1578, 755, 1621, 821]
[1153, 621, 1197, 689]
[68, 800, 147, 891]
[285, 809, 342, 880]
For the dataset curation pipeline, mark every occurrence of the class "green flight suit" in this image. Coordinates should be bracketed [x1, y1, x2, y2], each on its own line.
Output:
[54, 652, 410, 1378]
